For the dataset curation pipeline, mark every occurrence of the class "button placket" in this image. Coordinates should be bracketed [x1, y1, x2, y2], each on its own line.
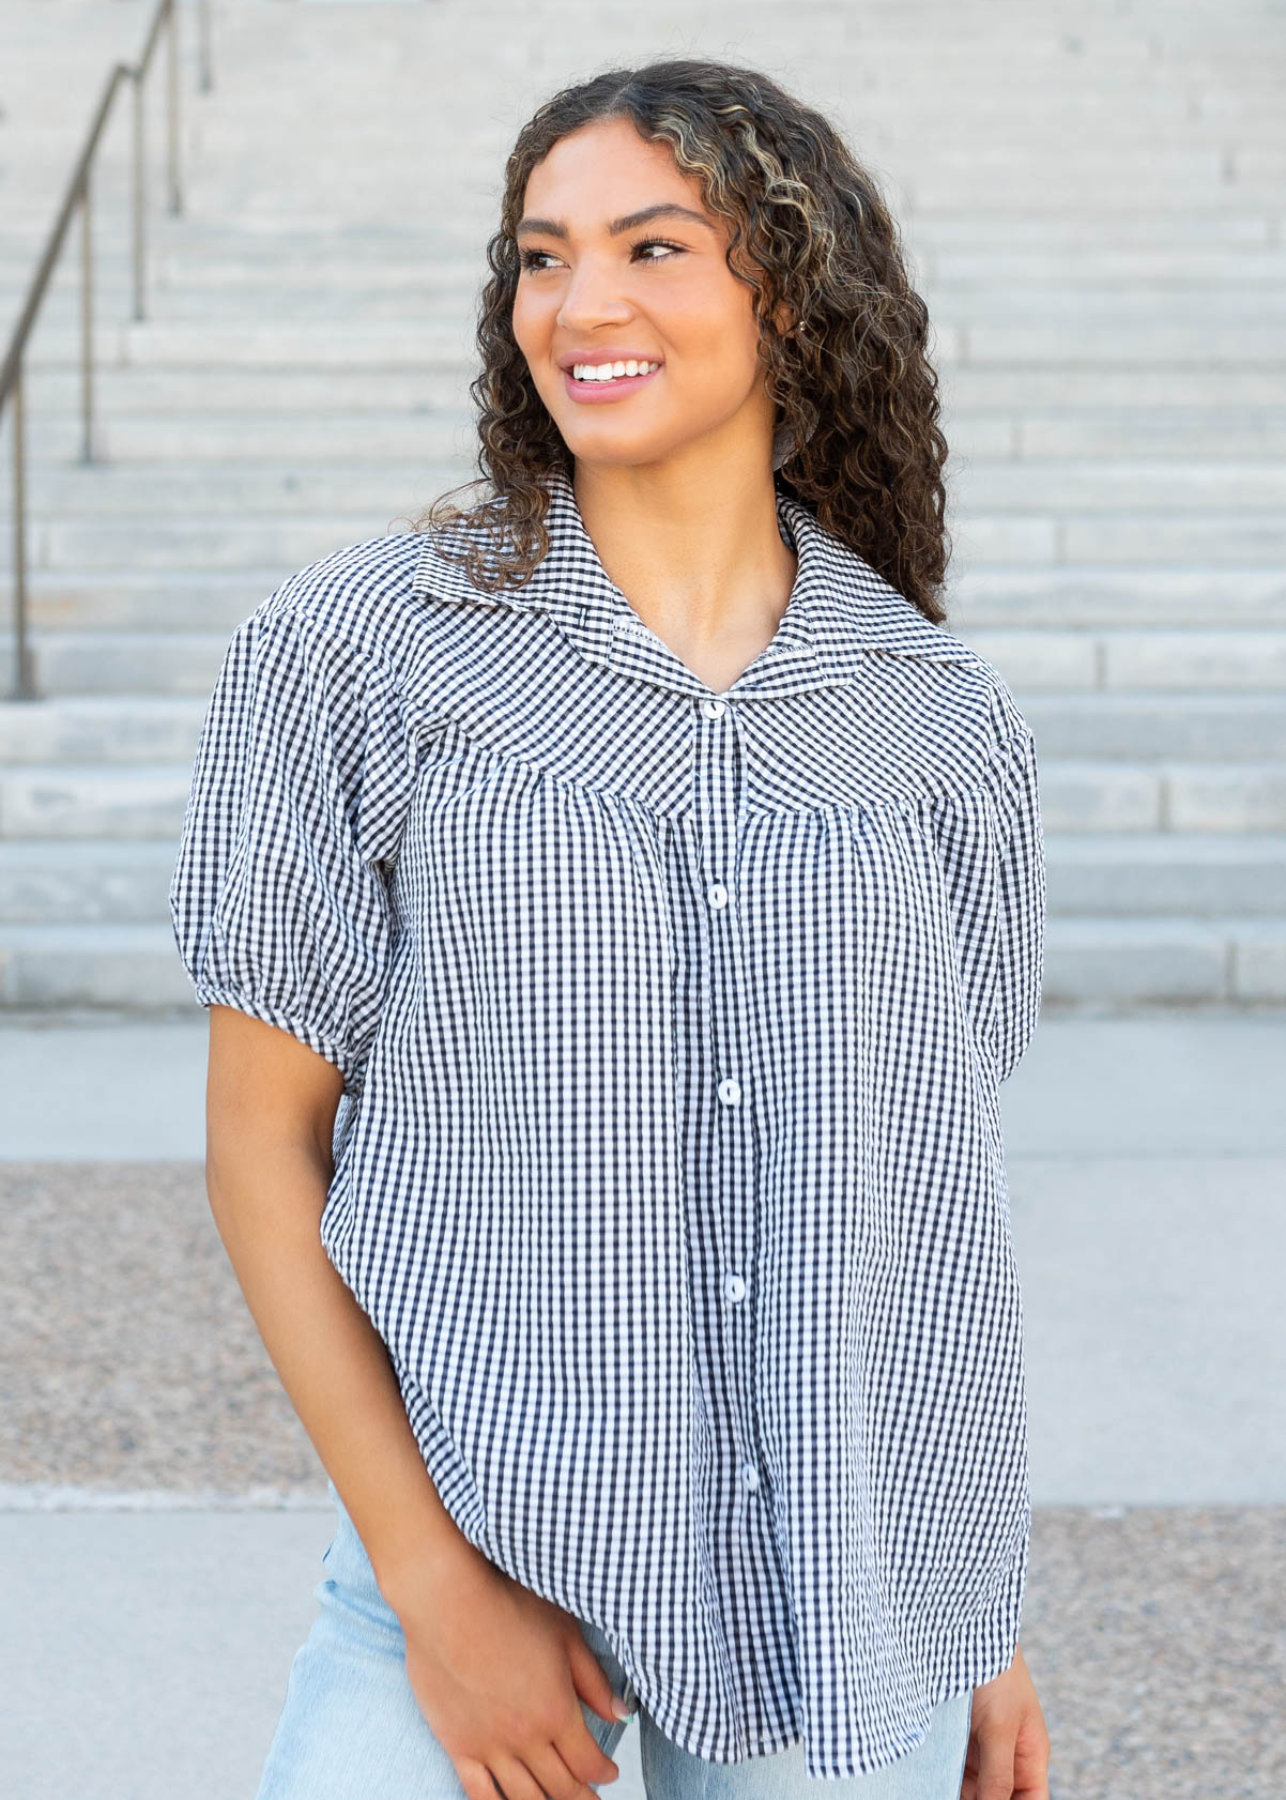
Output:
[692, 695, 765, 1514]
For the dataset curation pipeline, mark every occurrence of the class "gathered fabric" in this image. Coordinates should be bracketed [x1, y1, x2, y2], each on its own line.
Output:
[170, 466, 1045, 1781]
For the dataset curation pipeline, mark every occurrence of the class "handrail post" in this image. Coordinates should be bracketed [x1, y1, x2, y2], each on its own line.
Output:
[167, 0, 182, 215]
[132, 66, 147, 322]
[81, 168, 95, 465]
[198, 0, 213, 93]
[9, 366, 35, 700]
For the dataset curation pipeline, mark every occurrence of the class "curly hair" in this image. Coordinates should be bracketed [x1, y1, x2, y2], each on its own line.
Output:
[409, 56, 952, 624]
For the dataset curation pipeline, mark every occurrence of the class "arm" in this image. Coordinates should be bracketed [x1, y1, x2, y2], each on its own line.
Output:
[204, 1004, 627, 1799]
[204, 1002, 470, 1601]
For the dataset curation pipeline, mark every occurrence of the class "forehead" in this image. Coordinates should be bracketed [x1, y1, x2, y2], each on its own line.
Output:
[522, 118, 703, 213]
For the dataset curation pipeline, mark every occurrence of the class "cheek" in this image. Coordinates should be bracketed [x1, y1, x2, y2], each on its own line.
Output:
[511, 287, 557, 358]
[670, 339, 766, 413]
[663, 290, 765, 396]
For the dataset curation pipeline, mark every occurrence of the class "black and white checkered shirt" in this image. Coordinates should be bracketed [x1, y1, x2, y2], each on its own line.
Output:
[170, 464, 1045, 1781]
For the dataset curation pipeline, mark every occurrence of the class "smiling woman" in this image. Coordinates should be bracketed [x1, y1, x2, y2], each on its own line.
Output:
[172, 53, 1052, 1800]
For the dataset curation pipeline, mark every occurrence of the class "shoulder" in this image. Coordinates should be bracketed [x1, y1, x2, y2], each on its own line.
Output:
[236, 531, 434, 688]
[854, 578, 1033, 761]
[913, 621, 1034, 757]
[797, 503, 1032, 760]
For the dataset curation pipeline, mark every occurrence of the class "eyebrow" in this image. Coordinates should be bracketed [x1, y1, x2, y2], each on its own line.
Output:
[515, 202, 718, 240]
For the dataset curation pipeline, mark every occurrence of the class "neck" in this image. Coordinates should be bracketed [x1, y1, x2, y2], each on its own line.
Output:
[570, 453, 799, 656]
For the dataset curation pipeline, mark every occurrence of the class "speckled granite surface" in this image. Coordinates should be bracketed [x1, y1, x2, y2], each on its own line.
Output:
[0, 1159, 325, 1494]
[2, 1160, 1283, 1799]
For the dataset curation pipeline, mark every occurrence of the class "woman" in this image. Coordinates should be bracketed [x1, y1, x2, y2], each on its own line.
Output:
[170, 57, 1052, 1800]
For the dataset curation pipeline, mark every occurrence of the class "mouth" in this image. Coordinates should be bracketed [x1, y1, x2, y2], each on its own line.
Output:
[560, 360, 663, 404]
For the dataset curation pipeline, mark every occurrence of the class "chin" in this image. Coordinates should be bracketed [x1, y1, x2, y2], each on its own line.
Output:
[561, 439, 664, 469]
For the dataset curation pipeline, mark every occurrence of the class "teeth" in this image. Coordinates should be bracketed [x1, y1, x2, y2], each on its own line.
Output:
[571, 360, 660, 381]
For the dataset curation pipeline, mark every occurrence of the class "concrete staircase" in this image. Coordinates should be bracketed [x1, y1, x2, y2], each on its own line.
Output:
[2, 0, 1284, 1010]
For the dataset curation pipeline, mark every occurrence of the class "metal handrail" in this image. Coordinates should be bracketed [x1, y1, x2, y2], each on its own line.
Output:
[0, 0, 213, 701]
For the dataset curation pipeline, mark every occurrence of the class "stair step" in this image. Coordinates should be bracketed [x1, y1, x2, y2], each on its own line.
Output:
[940, 367, 1286, 407]
[0, 763, 196, 839]
[949, 568, 1286, 629]
[1044, 835, 1286, 914]
[21, 414, 472, 463]
[1019, 695, 1286, 761]
[3, 519, 424, 575]
[0, 841, 177, 923]
[0, 696, 209, 761]
[2, 464, 465, 515]
[19, 320, 478, 370]
[20, 366, 475, 413]
[957, 629, 1286, 692]
[0, 635, 240, 697]
[24, 573, 310, 634]
[1039, 762, 1286, 833]
[1041, 917, 1286, 1003]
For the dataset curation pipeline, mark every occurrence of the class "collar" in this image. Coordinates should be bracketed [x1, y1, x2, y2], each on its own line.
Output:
[411, 464, 973, 697]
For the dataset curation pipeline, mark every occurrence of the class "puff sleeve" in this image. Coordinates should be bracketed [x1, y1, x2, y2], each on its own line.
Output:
[168, 598, 418, 1088]
[986, 726, 1047, 1083]
[929, 720, 1047, 1088]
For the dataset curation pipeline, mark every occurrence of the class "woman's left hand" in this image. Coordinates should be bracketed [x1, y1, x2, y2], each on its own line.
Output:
[959, 1644, 1051, 1799]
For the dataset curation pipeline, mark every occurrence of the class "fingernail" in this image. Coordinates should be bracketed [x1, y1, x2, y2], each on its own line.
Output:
[611, 1695, 631, 1720]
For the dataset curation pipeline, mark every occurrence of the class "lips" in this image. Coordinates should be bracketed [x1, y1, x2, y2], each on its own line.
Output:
[561, 364, 662, 404]
[558, 354, 662, 378]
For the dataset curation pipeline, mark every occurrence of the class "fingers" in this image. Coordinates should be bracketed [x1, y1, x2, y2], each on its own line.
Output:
[565, 1627, 633, 1727]
[525, 1732, 620, 1796]
[974, 1726, 1017, 1800]
[962, 1707, 1052, 1800]
[486, 1751, 549, 1799]
[548, 1680, 624, 1792]
[453, 1685, 622, 1799]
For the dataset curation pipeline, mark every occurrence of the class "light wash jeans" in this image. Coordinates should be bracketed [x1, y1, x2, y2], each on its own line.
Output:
[255, 1479, 973, 1799]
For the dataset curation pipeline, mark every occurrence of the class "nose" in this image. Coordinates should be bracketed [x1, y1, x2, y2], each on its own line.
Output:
[555, 253, 634, 334]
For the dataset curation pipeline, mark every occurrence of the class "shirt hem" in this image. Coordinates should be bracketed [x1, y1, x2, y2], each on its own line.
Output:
[608, 1581, 1021, 1783]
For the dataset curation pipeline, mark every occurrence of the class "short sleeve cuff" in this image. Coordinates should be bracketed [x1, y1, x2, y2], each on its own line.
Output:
[191, 982, 357, 1084]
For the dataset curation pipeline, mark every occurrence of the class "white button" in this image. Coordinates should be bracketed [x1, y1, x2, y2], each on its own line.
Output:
[707, 884, 729, 909]
[742, 1463, 760, 1491]
[724, 1274, 747, 1302]
[717, 1077, 742, 1106]
[701, 699, 727, 720]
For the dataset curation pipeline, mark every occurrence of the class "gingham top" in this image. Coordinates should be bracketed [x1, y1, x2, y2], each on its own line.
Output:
[169, 464, 1046, 1781]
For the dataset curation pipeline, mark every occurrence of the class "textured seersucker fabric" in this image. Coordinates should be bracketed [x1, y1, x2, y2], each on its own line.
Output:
[169, 464, 1045, 1782]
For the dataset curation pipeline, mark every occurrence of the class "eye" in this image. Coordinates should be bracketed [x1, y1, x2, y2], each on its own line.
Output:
[633, 237, 684, 262]
[517, 237, 686, 273]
